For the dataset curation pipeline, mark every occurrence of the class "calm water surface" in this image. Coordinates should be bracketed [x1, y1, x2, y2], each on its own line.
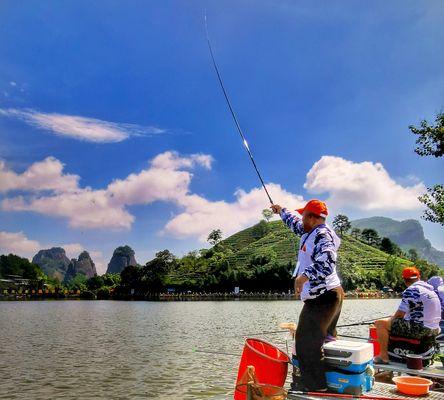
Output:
[0, 299, 399, 399]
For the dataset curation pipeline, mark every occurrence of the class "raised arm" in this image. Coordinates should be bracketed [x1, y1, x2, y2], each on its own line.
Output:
[271, 204, 304, 236]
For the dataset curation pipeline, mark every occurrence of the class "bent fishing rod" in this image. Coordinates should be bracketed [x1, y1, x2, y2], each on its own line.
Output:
[204, 13, 273, 205]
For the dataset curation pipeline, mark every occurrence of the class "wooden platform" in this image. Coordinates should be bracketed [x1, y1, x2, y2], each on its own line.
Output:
[287, 382, 444, 399]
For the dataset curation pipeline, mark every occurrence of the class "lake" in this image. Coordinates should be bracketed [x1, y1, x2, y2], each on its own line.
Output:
[0, 299, 399, 399]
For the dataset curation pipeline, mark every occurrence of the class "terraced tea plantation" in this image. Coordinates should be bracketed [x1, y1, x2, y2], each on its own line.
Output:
[220, 220, 411, 288]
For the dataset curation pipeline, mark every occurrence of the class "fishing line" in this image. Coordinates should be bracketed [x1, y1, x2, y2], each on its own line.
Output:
[204, 12, 273, 205]
[192, 348, 241, 357]
[337, 315, 391, 328]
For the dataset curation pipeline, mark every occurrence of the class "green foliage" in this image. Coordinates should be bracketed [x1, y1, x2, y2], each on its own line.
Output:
[0, 254, 45, 282]
[120, 265, 141, 288]
[408, 248, 419, 262]
[251, 220, 270, 240]
[415, 259, 440, 281]
[262, 208, 273, 222]
[409, 112, 444, 158]
[419, 184, 444, 226]
[350, 228, 361, 239]
[361, 228, 381, 247]
[409, 112, 443, 227]
[67, 273, 88, 291]
[382, 257, 405, 292]
[81, 218, 440, 297]
[380, 237, 401, 256]
[141, 250, 176, 293]
[333, 215, 351, 237]
[96, 286, 112, 299]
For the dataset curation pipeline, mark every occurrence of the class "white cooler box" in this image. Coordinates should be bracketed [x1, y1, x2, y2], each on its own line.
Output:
[324, 340, 374, 373]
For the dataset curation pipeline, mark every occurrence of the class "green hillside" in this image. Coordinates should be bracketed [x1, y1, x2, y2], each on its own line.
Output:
[219, 220, 414, 290]
[351, 216, 444, 267]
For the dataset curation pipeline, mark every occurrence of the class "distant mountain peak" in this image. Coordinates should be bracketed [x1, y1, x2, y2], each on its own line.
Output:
[106, 245, 137, 274]
[351, 216, 443, 267]
[32, 247, 70, 281]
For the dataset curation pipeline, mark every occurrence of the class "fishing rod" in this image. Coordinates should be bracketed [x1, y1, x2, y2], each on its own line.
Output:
[291, 390, 410, 400]
[204, 12, 274, 205]
[237, 315, 392, 337]
[337, 315, 391, 328]
[192, 348, 241, 357]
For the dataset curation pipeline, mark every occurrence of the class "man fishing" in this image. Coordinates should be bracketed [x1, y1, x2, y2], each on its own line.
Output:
[373, 266, 441, 364]
[271, 199, 343, 392]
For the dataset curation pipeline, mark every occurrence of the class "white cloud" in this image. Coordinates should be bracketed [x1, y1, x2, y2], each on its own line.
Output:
[164, 183, 305, 241]
[2, 189, 135, 230]
[1, 151, 213, 230]
[0, 108, 165, 143]
[0, 230, 87, 261]
[150, 151, 213, 170]
[0, 231, 40, 256]
[2, 152, 426, 245]
[0, 157, 79, 193]
[304, 156, 425, 211]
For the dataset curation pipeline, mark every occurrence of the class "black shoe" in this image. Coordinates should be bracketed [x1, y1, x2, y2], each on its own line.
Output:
[290, 376, 305, 392]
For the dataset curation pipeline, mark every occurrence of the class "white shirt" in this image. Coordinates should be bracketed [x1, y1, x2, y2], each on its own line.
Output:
[280, 208, 341, 301]
[398, 280, 441, 330]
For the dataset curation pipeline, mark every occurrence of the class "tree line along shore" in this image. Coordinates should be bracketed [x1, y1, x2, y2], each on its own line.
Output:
[1, 213, 442, 301]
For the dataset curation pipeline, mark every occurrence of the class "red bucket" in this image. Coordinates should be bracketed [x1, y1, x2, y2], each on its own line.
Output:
[368, 326, 380, 356]
[234, 339, 290, 400]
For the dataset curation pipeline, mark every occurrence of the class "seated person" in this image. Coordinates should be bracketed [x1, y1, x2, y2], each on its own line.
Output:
[428, 276, 444, 317]
[373, 266, 441, 364]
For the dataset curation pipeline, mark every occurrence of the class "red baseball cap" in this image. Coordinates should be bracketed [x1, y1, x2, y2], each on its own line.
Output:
[402, 266, 420, 280]
[296, 199, 328, 218]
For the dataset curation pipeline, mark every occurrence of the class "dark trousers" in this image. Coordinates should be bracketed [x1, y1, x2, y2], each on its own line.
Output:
[295, 287, 344, 390]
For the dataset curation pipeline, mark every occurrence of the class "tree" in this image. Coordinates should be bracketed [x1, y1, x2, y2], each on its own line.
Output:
[0, 254, 44, 281]
[87, 274, 104, 290]
[415, 259, 440, 281]
[380, 237, 401, 255]
[332, 215, 351, 237]
[120, 265, 141, 289]
[409, 113, 443, 225]
[207, 229, 223, 246]
[408, 248, 419, 262]
[382, 257, 405, 291]
[409, 112, 444, 158]
[419, 184, 444, 226]
[361, 228, 381, 247]
[251, 220, 269, 240]
[141, 250, 177, 294]
[350, 228, 361, 240]
[262, 208, 273, 222]
[67, 273, 88, 291]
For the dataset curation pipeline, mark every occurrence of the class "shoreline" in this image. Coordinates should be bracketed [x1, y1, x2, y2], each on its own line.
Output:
[0, 291, 400, 301]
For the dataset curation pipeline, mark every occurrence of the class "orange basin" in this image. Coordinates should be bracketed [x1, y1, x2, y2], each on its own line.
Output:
[392, 376, 433, 395]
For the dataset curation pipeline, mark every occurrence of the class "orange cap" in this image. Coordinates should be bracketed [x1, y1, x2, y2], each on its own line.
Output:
[402, 266, 420, 280]
[296, 199, 328, 218]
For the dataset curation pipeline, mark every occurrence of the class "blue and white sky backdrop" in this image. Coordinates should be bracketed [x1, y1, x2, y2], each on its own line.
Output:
[0, 1, 443, 273]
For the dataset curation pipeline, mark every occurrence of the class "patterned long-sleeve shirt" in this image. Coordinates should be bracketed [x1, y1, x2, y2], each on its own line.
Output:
[280, 208, 341, 300]
[398, 280, 441, 330]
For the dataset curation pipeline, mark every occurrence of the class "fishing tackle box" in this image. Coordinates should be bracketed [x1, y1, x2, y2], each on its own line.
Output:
[292, 355, 375, 395]
[323, 340, 374, 373]
[323, 367, 374, 395]
[291, 340, 375, 395]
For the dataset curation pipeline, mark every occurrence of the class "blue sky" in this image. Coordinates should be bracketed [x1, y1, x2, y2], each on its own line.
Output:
[0, 1, 443, 273]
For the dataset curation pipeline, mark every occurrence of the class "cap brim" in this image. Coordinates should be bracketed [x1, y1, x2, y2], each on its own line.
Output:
[296, 208, 305, 215]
